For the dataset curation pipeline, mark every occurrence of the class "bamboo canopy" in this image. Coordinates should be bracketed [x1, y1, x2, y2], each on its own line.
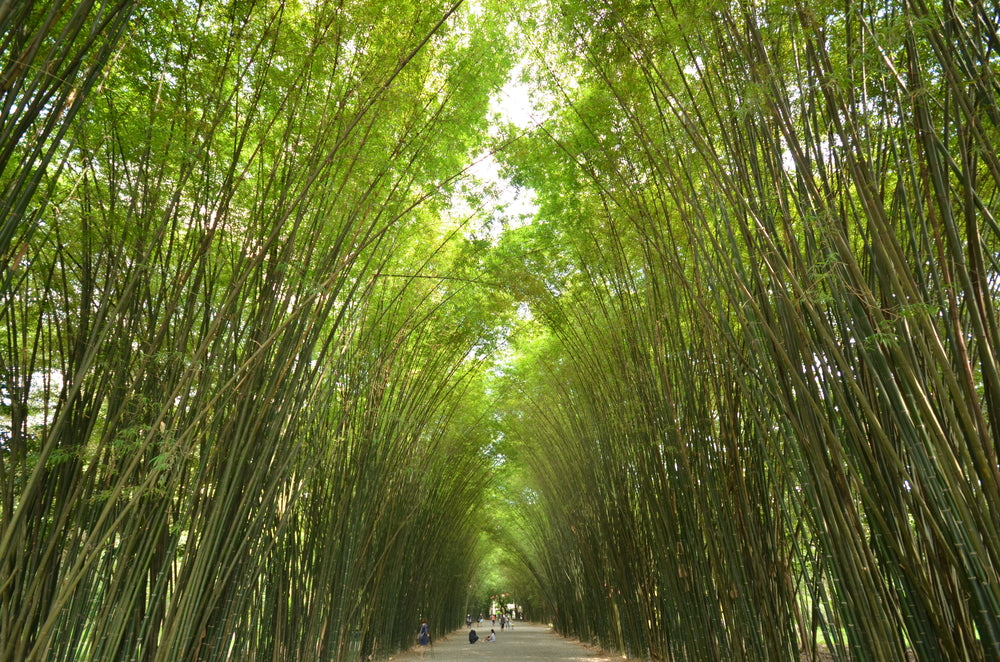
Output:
[2, 1, 999, 661]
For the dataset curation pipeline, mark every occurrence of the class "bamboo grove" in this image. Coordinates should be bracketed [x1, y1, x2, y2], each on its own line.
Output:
[2, 0, 1000, 661]
[1, 0, 514, 660]
[493, 0, 1000, 660]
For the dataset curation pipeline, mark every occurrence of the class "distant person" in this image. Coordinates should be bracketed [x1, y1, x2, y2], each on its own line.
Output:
[468, 629, 479, 644]
[417, 618, 430, 659]
[491, 613, 496, 626]
[466, 614, 472, 628]
[485, 629, 496, 642]
[478, 613, 483, 625]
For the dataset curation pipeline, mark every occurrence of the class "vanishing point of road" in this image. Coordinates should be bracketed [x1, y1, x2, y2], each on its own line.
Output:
[392, 621, 617, 662]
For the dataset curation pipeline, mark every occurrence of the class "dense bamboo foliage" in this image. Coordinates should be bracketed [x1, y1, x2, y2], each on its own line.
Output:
[6, 0, 1000, 660]
[1, 1, 513, 660]
[0, 0, 138, 262]
[494, 0, 1000, 660]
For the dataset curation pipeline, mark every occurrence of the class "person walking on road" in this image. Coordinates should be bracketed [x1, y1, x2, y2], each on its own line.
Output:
[418, 618, 430, 659]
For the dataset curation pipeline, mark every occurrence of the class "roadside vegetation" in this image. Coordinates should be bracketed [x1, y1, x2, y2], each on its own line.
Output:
[2, 1, 998, 661]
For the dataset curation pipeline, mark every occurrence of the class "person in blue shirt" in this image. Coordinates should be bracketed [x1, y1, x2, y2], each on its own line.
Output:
[418, 618, 430, 659]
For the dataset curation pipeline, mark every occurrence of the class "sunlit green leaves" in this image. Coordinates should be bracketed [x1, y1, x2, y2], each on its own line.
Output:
[5, 0, 1000, 660]
[1, 1, 515, 660]
[493, 0, 1000, 660]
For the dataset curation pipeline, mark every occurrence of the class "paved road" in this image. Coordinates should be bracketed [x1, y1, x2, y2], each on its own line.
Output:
[392, 621, 616, 662]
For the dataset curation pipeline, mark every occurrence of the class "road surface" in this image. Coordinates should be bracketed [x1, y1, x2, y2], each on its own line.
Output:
[392, 621, 617, 662]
